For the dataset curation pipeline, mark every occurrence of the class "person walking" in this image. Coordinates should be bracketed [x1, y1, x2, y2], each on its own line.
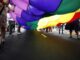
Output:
[65, 19, 80, 39]
[58, 24, 64, 34]
[0, 2, 7, 46]
[7, 11, 15, 35]
[17, 25, 21, 33]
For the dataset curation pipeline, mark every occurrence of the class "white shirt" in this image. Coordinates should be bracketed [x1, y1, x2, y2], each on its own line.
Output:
[7, 13, 14, 21]
[7, 13, 15, 26]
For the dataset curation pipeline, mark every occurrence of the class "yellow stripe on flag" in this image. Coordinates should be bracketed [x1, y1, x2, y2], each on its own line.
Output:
[37, 9, 80, 30]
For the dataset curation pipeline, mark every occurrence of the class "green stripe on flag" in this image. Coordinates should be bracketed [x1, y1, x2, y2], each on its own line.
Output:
[55, 0, 80, 14]
[26, 21, 38, 30]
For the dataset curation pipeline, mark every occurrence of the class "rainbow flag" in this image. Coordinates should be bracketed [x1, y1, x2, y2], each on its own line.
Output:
[9, 0, 80, 30]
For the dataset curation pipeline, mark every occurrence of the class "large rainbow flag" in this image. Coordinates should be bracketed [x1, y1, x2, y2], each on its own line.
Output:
[1, 0, 80, 30]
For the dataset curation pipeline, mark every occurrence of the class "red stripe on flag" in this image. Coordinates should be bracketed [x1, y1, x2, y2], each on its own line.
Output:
[57, 12, 80, 26]
[68, 12, 80, 23]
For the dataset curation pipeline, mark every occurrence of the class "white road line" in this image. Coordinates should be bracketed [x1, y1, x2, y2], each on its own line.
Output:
[41, 34, 47, 38]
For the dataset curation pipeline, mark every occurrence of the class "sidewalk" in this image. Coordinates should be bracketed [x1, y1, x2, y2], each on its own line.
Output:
[43, 27, 80, 40]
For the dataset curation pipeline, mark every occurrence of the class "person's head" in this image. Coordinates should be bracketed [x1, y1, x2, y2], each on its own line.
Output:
[3, 0, 9, 5]
[8, 4, 15, 12]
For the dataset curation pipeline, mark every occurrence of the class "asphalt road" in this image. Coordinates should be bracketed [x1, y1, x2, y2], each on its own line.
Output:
[0, 30, 80, 60]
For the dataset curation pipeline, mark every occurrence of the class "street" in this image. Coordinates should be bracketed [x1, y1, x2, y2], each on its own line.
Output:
[0, 30, 80, 60]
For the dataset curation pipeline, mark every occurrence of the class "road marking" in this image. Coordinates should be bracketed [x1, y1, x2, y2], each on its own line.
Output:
[41, 34, 47, 38]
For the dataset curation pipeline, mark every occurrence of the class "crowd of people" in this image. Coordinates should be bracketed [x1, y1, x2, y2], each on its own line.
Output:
[65, 19, 80, 39]
[0, 2, 21, 47]
[42, 18, 80, 39]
